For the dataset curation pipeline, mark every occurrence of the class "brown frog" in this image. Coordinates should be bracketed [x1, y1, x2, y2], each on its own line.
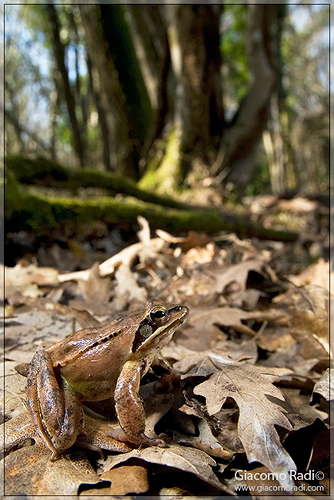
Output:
[26, 299, 188, 459]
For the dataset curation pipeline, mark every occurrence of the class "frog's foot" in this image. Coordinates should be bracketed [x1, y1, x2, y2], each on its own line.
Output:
[81, 413, 132, 454]
[132, 432, 168, 448]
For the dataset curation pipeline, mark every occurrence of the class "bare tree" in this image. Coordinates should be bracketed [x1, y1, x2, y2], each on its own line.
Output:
[79, 4, 139, 177]
[46, 3, 86, 167]
[214, 4, 281, 193]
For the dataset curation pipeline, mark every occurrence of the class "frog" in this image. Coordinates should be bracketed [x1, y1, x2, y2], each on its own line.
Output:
[25, 299, 188, 460]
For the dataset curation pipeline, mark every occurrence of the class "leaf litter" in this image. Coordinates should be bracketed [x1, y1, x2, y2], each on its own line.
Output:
[2, 215, 331, 496]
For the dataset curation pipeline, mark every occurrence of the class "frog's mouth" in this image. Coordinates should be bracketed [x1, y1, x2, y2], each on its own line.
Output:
[132, 306, 188, 353]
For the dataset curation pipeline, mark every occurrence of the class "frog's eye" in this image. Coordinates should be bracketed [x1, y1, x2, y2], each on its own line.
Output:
[150, 307, 168, 325]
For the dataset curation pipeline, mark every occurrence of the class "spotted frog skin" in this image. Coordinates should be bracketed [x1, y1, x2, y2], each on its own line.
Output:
[26, 299, 188, 459]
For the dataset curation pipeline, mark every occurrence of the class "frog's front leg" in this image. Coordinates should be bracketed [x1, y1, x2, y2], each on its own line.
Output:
[114, 360, 166, 447]
[27, 349, 83, 460]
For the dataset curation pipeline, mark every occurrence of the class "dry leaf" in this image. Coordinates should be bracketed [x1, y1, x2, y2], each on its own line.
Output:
[174, 419, 232, 460]
[210, 257, 268, 295]
[2, 361, 28, 420]
[2, 412, 36, 454]
[182, 242, 216, 267]
[141, 392, 174, 440]
[183, 307, 287, 351]
[289, 258, 330, 291]
[168, 341, 257, 378]
[3, 446, 100, 495]
[101, 464, 149, 495]
[244, 464, 284, 495]
[71, 307, 102, 329]
[194, 364, 296, 489]
[4, 262, 58, 300]
[113, 264, 147, 305]
[310, 368, 333, 404]
[101, 442, 228, 492]
[5, 312, 74, 363]
[275, 284, 330, 359]
[77, 263, 111, 314]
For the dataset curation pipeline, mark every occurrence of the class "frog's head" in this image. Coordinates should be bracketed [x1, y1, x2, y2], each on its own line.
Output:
[131, 299, 188, 354]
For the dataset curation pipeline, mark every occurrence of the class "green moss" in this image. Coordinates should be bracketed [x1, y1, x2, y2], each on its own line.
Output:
[5, 156, 299, 242]
[6, 154, 189, 211]
[6, 155, 70, 183]
[139, 128, 184, 194]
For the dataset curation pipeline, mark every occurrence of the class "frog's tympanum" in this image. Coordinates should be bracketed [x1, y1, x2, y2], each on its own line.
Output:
[26, 300, 188, 459]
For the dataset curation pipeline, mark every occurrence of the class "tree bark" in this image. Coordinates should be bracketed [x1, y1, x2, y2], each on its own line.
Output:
[140, 4, 224, 193]
[79, 4, 136, 177]
[214, 4, 281, 193]
[46, 3, 86, 167]
[126, 5, 171, 169]
[99, 4, 151, 153]
[85, 52, 113, 171]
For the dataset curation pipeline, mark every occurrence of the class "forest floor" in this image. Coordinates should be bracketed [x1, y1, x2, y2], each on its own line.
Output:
[2, 193, 332, 497]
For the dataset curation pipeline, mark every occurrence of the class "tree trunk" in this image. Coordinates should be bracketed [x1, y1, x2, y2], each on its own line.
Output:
[85, 52, 113, 171]
[214, 4, 281, 194]
[46, 3, 86, 167]
[79, 4, 138, 178]
[140, 4, 224, 194]
[126, 5, 171, 170]
[99, 5, 151, 154]
[266, 94, 285, 194]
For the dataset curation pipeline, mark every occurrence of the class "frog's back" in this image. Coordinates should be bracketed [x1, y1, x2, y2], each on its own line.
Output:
[47, 316, 141, 401]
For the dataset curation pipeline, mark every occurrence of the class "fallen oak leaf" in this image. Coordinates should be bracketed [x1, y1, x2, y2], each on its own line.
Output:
[166, 340, 257, 379]
[101, 463, 149, 495]
[310, 368, 333, 403]
[309, 368, 333, 416]
[208, 257, 269, 295]
[193, 364, 296, 490]
[274, 284, 330, 359]
[101, 442, 230, 493]
[3, 445, 100, 496]
[187, 307, 288, 340]
[169, 345, 218, 378]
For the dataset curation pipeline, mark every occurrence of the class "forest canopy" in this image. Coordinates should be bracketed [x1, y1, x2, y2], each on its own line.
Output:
[5, 2, 329, 197]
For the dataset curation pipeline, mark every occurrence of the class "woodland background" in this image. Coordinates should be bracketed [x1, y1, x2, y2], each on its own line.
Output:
[5, 3, 329, 224]
[2, 2, 332, 497]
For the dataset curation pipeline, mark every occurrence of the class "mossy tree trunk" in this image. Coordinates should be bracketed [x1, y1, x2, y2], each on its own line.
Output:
[139, 4, 224, 195]
[5, 157, 299, 243]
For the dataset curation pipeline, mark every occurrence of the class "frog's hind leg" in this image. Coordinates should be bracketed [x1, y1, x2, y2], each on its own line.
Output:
[51, 378, 84, 457]
[27, 350, 61, 458]
[27, 349, 82, 460]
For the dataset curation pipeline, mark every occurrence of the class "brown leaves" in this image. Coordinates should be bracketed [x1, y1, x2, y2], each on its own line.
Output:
[4, 446, 101, 496]
[194, 364, 296, 488]
[101, 463, 149, 495]
[101, 443, 227, 493]
[4, 217, 331, 495]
